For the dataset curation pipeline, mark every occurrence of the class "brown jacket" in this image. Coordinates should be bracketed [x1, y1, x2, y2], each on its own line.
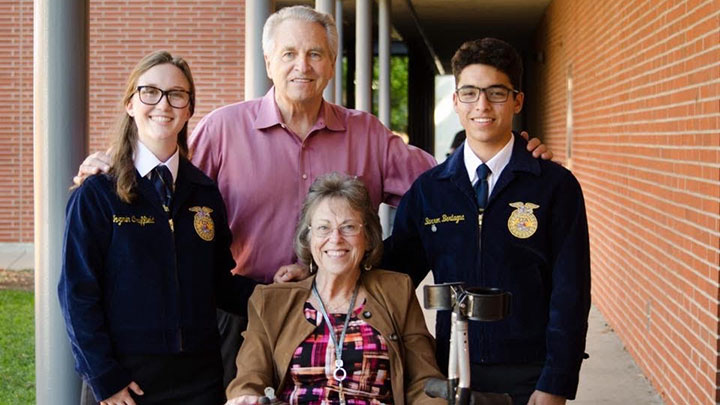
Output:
[226, 269, 445, 404]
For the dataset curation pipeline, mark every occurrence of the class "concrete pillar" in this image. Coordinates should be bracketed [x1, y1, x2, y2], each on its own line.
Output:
[34, 0, 88, 403]
[315, 0, 334, 16]
[316, 0, 335, 103]
[334, 0, 344, 105]
[378, 0, 391, 127]
[355, 0, 372, 112]
[376, 0, 394, 236]
[245, 0, 273, 100]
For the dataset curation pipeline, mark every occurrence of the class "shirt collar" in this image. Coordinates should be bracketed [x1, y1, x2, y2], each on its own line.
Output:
[253, 87, 345, 133]
[464, 133, 514, 185]
[254, 87, 284, 130]
[133, 140, 179, 183]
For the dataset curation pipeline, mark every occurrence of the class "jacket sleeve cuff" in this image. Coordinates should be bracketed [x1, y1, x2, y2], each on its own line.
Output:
[535, 365, 580, 400]
[86, 365, 131, 402]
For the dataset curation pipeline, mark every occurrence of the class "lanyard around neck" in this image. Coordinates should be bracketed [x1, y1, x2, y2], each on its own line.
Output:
[311, 279, 360, 382]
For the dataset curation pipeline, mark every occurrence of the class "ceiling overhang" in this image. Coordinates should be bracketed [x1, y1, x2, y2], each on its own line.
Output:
[275, 0, 552, 73]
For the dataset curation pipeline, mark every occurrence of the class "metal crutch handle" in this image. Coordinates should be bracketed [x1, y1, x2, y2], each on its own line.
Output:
[422, 283, 512, 405]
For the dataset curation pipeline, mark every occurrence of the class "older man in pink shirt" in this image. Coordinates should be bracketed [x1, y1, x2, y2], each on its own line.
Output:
[190, 7, 438, 384]
[189, 87, 434, 283]
[75, 5, 550, 387]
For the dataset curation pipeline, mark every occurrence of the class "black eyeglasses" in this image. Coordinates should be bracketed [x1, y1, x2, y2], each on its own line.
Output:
[455, 85, 519, 103]
[135, 86, 192, 109]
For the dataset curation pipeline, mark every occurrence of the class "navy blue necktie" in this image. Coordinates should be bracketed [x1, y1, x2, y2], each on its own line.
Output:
[151, 165, 173, 213]
[474, 163, 491, 209]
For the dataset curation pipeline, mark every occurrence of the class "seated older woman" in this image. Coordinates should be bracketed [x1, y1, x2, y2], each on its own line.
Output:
[225, 172, 444, 404]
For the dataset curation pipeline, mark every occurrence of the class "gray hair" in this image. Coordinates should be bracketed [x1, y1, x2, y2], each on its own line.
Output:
[262, 5, 339, 61]
[294, 172, 383, 270]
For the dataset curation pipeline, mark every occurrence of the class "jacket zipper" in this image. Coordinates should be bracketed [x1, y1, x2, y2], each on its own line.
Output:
[477, 206, 485, 362]
[167, 206, 183, 352]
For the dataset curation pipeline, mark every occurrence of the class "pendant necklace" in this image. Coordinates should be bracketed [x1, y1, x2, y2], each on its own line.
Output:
[312, 279, 360, 405]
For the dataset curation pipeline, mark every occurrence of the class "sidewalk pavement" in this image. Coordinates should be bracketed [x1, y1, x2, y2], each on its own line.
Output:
[575, 305, 663, 404]
[0, 243, 33, 271]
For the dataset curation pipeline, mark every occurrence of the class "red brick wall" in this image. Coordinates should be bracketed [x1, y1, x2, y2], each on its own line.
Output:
[530, 0, 720, 403]
[0, 0, 33, 243]
[89, 0, 246, 152]
[0, 0, 246, 243]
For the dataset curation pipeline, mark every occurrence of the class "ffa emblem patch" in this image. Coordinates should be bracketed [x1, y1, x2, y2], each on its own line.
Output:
[507, 202, 539, 239]
[189, 206, 215, 241]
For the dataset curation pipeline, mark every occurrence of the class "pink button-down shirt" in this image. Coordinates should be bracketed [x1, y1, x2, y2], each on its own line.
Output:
[189, 89, 436, 282]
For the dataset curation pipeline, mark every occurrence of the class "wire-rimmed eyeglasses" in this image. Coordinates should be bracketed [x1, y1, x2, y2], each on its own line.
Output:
[455, 85, 519, 103]
[309, 222, 364, 238]
[136, 86, 192, 109]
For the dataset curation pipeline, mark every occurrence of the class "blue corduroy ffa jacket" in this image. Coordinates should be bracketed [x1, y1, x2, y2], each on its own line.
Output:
[58, 158, 256, 401]
[384, 133, 591, 399]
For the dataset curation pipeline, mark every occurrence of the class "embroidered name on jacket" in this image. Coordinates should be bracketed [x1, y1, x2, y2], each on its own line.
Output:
[112, 215, 156, 227]
[424, 214, 465, 226]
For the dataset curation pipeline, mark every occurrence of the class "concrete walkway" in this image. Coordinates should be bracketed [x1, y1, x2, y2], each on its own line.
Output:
[575, 305, 663, 404]
[0, 243, 33, 270]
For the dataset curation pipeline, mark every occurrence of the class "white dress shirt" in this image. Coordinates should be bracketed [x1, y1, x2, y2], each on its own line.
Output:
[133, 140, 179, 185]
[464, 134, 514, 197]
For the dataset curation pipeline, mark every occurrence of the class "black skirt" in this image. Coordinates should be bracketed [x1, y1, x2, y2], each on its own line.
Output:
[120, 352, 225, 405]
[119, 351, 224, 405]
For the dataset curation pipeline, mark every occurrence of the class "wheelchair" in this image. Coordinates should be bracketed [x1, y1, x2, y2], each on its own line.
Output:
[258, 283, 513, 405]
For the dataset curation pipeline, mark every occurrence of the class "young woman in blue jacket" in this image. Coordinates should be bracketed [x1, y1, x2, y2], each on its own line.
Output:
[58, 51, 255, 405]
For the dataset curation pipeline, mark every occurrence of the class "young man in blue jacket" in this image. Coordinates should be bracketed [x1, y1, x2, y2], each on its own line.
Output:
[384, 38, 591, 405]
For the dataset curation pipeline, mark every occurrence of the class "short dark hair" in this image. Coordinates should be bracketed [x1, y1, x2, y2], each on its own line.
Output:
[451, 37, 523, 91]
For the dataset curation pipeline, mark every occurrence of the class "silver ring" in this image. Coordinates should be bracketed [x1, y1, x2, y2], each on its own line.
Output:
[333, 366, 347, 382]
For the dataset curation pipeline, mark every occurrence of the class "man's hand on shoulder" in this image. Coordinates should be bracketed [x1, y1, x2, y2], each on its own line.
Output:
[527, 390, 566, 405]
[273, 263, 310, 283]
[521, 131, 553, 160]
[73, 149, 112, 186]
